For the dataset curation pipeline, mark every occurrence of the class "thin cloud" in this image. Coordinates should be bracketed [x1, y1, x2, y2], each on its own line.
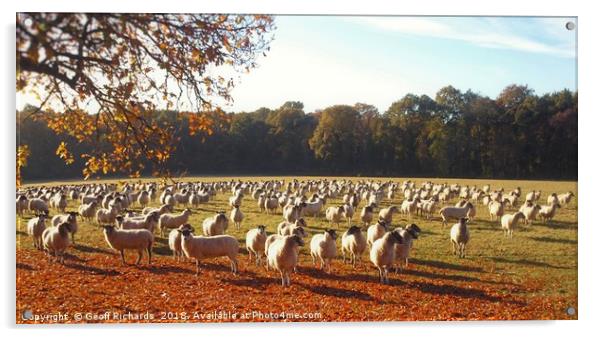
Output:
[348, 17, 575, 58]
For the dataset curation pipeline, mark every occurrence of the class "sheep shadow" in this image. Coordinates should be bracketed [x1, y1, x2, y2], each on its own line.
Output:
[154, 237, 169, 245]
[73, 244, 114, 255]
[298, 283, 374, 301]
[152, 245, 173, 256]
[402, 268, 507, 286]
[530, 236, 577, 245]
[63, 262, 121, 276]
[411, 281, 520, 304]
[16, 230, 28, 237]
[16, 262, 35, 271]
[63, 252, 87, 263]
[412, 258, 484, 273]
[220, 275, 274, 290]
[141, 264, 195, 275]
[490, 257, 570, 269]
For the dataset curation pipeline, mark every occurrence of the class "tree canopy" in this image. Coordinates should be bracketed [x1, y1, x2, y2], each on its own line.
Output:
[16, 13, 274, 183]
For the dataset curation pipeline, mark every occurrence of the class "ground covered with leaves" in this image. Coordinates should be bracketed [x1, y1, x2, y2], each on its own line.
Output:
[16, 177, 578, 323]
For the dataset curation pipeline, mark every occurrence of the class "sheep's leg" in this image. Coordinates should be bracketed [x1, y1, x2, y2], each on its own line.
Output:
[405, 258, 409, 267]
[120, 250, 127, 265]
[342, 251, 347, 264]
[247, 249, 253, 262]
[195, 259, 200, 276]
[147, 246, 152, 264]
[280, 271, 285, 286]
[135, 250, 143, 265]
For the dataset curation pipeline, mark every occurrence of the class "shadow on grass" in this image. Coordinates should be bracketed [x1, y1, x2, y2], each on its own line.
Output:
[74, 244, 114, 255]
[63, 262, 121, 276]
[412, 258, 484, 273]
[141, 264, 195, 275]
[220, 275, 274, 290]
[402, 268, 507, 286]
[411, 281, 523, 304]
[490, 257, 570, 269]
[16, 230, 28, 237]
[532, 220, 577, 230]
[530, 236, 577, 245]
[16, 262, 35, 271]
[299, 283, 375, 301]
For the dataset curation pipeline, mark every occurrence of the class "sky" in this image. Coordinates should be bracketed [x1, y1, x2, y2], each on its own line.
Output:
[16, 16, 577, 114]
[225, 16, 577, 113]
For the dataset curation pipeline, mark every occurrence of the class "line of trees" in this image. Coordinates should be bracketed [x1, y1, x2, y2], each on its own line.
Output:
[17, 84, 577, 182]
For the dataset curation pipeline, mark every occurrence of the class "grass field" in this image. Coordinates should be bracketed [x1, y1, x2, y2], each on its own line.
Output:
[16, 176, 578, 323]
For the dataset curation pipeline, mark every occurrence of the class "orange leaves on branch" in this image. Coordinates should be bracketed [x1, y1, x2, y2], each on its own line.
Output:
[55, 141, 75, 165]
[16, 145, 30, 187]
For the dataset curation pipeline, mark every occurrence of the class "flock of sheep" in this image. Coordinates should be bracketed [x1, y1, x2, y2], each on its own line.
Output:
[16, 179, 575, 286]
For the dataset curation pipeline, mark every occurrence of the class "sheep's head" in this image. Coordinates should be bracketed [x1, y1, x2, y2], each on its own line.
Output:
[516, 212, 526, 220]
[326, 229, 337, 240]
[178, 228, 194, 238]
[178, 223, 195, 232]
[115, 215, 124, 224]
[390, 230, 404, 245]
[101, 225, 115, 234]
[460, 217, 469, 225]
[346, 225, 361, 235]
[257, 225, 267, 234]
[293, 226, 308, 238]
[406, 223, 422, 238]
[296, 218, 307, 227]
[293, 235, 304, 247]
[184, 208, 193, 216]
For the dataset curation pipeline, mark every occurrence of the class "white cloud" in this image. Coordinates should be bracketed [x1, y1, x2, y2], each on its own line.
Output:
[348, 17, 575, 58]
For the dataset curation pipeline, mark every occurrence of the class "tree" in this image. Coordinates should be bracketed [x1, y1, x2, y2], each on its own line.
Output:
[17, 13, 274, 179]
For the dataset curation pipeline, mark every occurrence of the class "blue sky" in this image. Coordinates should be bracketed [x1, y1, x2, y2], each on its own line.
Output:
[16, 16, 577, 114]
[226, 16, 577, 113]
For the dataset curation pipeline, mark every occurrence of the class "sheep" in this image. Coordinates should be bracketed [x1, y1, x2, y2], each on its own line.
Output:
[27, 213, 48, 250]
[378, 206, 399, 224]
[28, 198, 49, 214]
[370, 230, 404, 284]
[96, 206, 118, 225]
[116, 211, 160, 232]
[488, 200, 505, 221]
[267, 234, 305, 287]
[230, 205, 244, 230]
[78, 201, 98, 222]
[558, 192, 575, 206]
[246, 225, 267, 265]
[418, 199, 437, 219]
[101, 225, 154, 265]
[168, 224, 195, 261]
[455, 199, 477, 220]
[325, 205, 346, 227]
[400, 198, 420, 219]
[302, 197, 326, 217]
[277, 220, 308, 237]
[42, 222, 72, 264]
[547, 193, 560, 206]
[393, 223, 421, 272]
[159, 208, 193, 237]
[264, 196, 279, 214]
[367, 220, 389, 247]
[341, 225, 367, 267]
[282, 204, 303, 223]
[49, 194, 68, 213]
[539, 203, 561, 224]
[359, 204, 375, 227]
[178, 228, 239, 275]
[450, 217, 470, 258]
[16, 195, 28, 217]
[142, 203, 173, 216]
[342, 204, 354, 225]
[229, 192, 244, 207]
[310, 229, 338, 273]
[439, 202, 473, 227]
[202, 212, 229, 236]
[51, 212, 78, 243]
[137, 190, 150, 207]
[501, 212, 526, 238]
[519, 201, 541, 225]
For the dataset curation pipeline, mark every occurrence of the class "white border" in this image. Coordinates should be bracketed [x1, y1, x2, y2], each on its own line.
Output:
[3, 1, 600, 337]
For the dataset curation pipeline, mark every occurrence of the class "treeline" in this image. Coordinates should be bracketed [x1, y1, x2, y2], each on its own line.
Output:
[17, 84, 577, 181]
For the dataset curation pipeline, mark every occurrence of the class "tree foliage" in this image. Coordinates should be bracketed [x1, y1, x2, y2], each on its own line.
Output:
[17, 13, 274, 179]
[17, 85, 577, 182]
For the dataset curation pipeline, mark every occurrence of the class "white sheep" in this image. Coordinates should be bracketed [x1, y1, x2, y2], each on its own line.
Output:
[393, 223, 421, 272]
[102, 225, 154, 265]
[168, 224, 195, 261]
[16, 195, 28, 217]
[96, 206, 118, 225]
[116, 211, 160, 232]
[302, 197, 326, 217]
[202, 212, 229, 236]
[277, 220, 308, 237]
[27, 213, 48, 250]
[558, 192, 574, 206]
[179, 228, 239, 275]
[78, 201, 98, 222]
[378, 206, 399, 224]
[246, 225, 267, 265]
[519, 201, 541, 225]
[142, 203, 173, 216]
[439, 202, 474, 227]
[501, 212, 526, 238]
[137, 190, 150, 207]
[450, 217, 470, 258]
[28, 198, 49, 214]
[370, 230, 405, 284]
[42, 222, 72, 264]
[230, 205, 244, 230]
[267, 234, 305, 287]
[367, 220, 389, 247]
[359, 204, 375, 227]
[310, 229, 338, 273]
[539, 203, 561, 224]
[547, 193, 559, 206]
[342, 204, 354, 225]
[325, 205, 346, 227]
[51, 212, 78, 243]
[159, 208, 193, 237]
[341, 225, 367, 267]
[488, 200, 505, 221]
[400, 198, 420, 219]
